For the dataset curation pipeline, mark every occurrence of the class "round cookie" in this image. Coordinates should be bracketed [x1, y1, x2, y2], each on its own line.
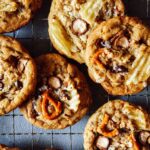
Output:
[84, 100, 150, 150]
[0, 144, 20, 150]
[48, 0, 125, 63]
[86, 16, 150, 95]
[0, 36, 37, 115]
[0, 0, 42, 33]
[20, 53, 92, 129]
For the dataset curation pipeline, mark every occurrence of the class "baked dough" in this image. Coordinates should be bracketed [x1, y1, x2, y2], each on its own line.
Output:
[48, 0, 124, 63]
[0, 35, 37, 115]
[84, 100, 150, 150]
[20, 53, 92, 129]
[0, 0, 42, 33]
[86, 16, 150, 95]
[0, 144, 20, 150]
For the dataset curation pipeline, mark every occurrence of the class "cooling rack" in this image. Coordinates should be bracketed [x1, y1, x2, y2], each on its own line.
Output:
[0, 0, 150, 149]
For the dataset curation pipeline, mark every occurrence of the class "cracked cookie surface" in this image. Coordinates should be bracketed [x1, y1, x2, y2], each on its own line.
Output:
[0, 0, 42, 33]
[84, 100, 150, 150]
[86, 16, 150, 95]
[0, 36, 37, 115]
[20, 53, 92, 129]
[48, 0, 124, 63]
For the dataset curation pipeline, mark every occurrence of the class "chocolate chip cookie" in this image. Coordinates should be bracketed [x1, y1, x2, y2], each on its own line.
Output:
[20, 53, 92, 129]
[0, 144, 20, 150]
[84, 100, 150, 150]
[0, 36, 37, 115]
[86, 16, 150, 95]
[0, 0, 42, 33]
[48, 0, 124, 63]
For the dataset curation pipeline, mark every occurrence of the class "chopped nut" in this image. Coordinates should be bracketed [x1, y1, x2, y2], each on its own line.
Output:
[71, 18, 89, 35]
[48, 76, 61, 89]
[17, 58, 28, 73]
[96, 136, 110, 149]
[139, 131, 150, 145]
[7, 55, 19, 67]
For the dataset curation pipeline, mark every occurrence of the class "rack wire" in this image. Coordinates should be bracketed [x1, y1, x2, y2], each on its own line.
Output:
[0, 0, 150, 149]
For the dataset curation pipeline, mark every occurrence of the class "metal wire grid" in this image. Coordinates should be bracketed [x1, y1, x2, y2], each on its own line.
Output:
[0, 0, 150, 149]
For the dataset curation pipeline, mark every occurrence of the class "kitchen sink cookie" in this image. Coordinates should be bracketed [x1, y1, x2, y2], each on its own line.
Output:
[0, 36, 37, 115]
[0, 0, 42, 33]
[86, 16, 150, 95]
[84, 100, 150, 150]
[20, 53, 92, 129]
[48, 0, 124, 63]
[0, 144, 20, 150]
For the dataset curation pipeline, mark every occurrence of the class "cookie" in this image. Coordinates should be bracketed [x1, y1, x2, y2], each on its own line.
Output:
[84, 100, 150, 150]
[48, 0, 124, 63]
[20, 53, 92, 129]
[0, 0, 42, 33]
[0, 144, 20, 150]
[0, 36, 37, 115]
[86, 16, 150, 95]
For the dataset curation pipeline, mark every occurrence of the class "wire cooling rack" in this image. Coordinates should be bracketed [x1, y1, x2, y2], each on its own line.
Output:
[0, 0, 150, 150]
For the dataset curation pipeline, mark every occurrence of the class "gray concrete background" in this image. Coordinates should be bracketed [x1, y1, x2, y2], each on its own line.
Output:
[0, 0, 150, 149]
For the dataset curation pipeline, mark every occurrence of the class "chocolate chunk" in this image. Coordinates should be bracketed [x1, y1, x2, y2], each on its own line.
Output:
[71, 18, 89, 35]
[95, 39, 111, 49]
[129, 55, 135, 63]
[0, 82, 4, 90]
[14, 80, 23, 89]
[7, 55, 19, 67]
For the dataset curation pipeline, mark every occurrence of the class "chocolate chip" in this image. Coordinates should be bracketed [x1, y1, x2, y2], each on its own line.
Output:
[95, 39, 105, 48]
[7, 55, 19, 67]
[0, 82, 4, 90]
[14, 81, 23, 89]
[129, 55, 135, 63]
